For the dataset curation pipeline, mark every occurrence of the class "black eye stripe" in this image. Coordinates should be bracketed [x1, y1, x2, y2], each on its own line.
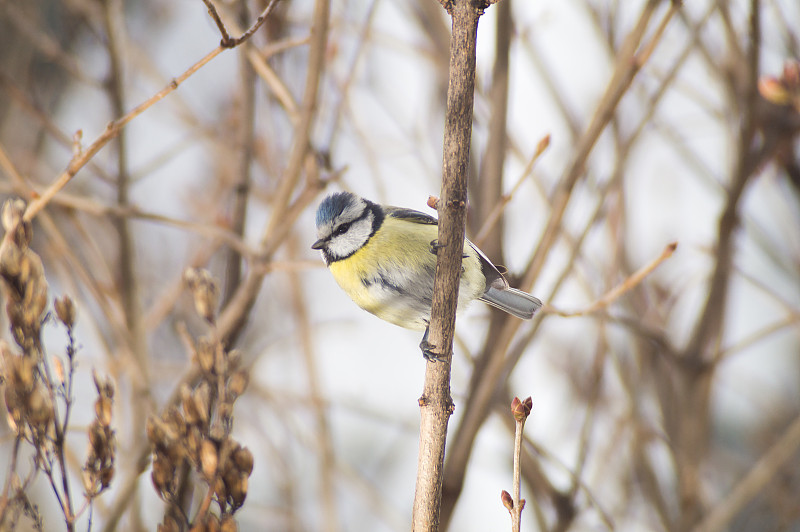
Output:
[333, 222, 351, 236]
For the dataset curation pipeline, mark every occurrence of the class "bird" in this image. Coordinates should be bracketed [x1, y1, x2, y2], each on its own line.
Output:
[311, 191, 542, 361]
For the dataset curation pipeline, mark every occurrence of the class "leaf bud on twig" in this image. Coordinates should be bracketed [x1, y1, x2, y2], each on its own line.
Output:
[510, 396, 532, 423]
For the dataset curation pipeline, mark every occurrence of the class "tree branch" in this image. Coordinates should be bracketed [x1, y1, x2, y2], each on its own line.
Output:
[411, 0, 487, 529]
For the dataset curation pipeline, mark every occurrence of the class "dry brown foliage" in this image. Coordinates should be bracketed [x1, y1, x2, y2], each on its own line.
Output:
[0, 0, 798, 531]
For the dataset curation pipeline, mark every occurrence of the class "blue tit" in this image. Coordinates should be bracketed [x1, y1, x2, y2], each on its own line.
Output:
[311, 191, 542, 361]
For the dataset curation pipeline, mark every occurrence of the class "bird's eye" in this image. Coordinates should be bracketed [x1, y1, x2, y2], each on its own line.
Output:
[333, 222, 351, 236]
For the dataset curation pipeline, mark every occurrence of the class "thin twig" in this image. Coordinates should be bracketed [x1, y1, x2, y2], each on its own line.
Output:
[548, 242, 677, 317]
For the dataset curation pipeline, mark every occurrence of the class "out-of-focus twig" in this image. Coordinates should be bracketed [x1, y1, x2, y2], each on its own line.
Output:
[441, 4, 677, 525]
[548, 242, 677, 317]
[693, 414, 800, 532]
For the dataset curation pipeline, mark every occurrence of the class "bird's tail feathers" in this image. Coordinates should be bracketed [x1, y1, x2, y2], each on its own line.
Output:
[480, 287, 542, 320]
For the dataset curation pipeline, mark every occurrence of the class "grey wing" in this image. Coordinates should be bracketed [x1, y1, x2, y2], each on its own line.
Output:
[386, 208, 507, 290]
[467, 240, 508, 291]
[468, 240, 543, 320]
[385, 206, 439, 226]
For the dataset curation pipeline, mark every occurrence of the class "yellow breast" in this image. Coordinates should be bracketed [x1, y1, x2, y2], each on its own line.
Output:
[328, 216, 485, 329]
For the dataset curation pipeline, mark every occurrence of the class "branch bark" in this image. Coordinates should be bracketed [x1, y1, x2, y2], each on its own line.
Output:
[411, 0, 486, 529]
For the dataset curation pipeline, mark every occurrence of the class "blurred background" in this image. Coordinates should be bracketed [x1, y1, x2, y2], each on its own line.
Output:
[0, 0, 799, 530]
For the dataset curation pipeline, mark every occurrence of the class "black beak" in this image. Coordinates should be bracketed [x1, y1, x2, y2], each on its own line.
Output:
[311, 238, 326, 250]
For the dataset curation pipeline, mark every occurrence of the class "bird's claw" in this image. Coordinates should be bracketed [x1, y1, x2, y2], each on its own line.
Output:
[420, 339, 447, 363]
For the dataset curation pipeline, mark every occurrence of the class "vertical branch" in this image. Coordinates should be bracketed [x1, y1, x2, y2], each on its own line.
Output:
[440, 3, 677, 527]
[222, 0, 257, 307]
[101, 0, 150, 527]
[411, 0, 485, 529]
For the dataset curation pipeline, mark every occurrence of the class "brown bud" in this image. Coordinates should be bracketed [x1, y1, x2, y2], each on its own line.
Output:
[510, 396, 532, 423]
[54, 296, 76, 328]
[501, 489, 513, 511]
[759, 76, 790, 105]
[536, 134, 551, 156]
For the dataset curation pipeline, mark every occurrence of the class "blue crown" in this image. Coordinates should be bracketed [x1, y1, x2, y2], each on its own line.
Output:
[315, 192, 355, 227]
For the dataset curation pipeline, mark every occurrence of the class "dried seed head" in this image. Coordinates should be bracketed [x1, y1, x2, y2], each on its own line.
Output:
[54, 295, 76, 328]
[215, 403, 232, 429]
[181, 384, 200, 425]
[158, 516, 181, 532]
[1, 199, 25, 232]
[1, 199, 31, 248]
[82, 468, 97, 495]
[220, 515, 237, 532]
[27, 386, 54, 429]
[184, 268, 219, 324]
[214, 475, 227, 502]
[151, 454, 177, 499]
[95, 396, 113, 428]
[99, 465, 114, 488]
[227, 349, 242, 369]
[200, 438, 218, 478]
[228, 473, 248, 509]
[228, 370, 249, 398]
[2, 246, 48, 352]
[192, 513, 220, 532]
[195, 338, 215, 374]
[92, 370, 115, 400]
[193, 382, 211, 426]
[163, 406, 186, 437]
[233, 446, 254, 476]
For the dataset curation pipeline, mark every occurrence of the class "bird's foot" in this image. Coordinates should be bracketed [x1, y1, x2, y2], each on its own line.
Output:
[429, 239, 445, 255]
[420, 339, 447, 363]
[420, 326, 447, 362]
